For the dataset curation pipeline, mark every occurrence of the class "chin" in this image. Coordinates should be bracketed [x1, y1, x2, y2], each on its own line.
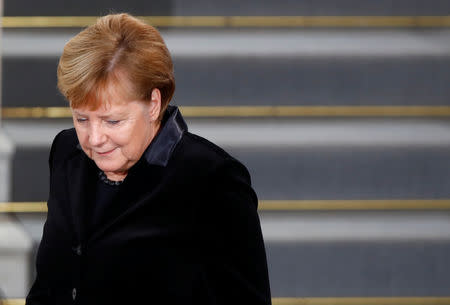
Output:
[94, 160, 122, 173]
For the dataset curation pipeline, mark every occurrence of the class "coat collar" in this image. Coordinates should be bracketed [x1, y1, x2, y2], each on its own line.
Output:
[76, 105, 188, 167]
[67, 150, 97, 242]
[143, 105, 187, 167]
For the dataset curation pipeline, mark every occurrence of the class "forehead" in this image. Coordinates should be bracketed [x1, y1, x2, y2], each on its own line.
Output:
[74, 69, 137, 111]
[72, 100, 127, 117]
[72, 88, 148, 118]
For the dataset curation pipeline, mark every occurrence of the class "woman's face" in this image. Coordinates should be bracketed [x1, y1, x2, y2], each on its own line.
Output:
[72, 84, 161, 180]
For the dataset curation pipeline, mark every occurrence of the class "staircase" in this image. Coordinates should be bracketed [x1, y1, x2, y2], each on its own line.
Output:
[2, 0, 450, 300]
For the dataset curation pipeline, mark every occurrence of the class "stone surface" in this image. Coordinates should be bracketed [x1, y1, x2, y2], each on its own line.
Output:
[0, 132, 14, 202]
[0, 215, 33, 297]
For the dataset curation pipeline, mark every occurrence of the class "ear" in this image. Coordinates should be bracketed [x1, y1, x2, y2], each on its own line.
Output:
[148, 88, 161, 121]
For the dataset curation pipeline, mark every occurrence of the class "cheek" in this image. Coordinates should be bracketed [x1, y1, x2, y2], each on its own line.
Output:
[111, 134, 130, 147]
[115, 128, 148, 156]
[108, 127, 135, 149]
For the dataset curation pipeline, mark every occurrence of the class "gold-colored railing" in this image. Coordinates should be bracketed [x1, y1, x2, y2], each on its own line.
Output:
[2, 199, 450, 213]
[2, 16, 450, 28]
[3, 106, 450, 119]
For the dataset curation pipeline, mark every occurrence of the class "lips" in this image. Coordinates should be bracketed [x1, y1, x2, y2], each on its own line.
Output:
[96, 148, 116, 155]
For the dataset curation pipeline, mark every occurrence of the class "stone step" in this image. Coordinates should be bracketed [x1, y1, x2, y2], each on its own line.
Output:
[261, 210, 450, 296]
[266, 237, 450, 296]
[3, 30, 450, 108]
[4, 0, 450, 16]
[13, 211, 450, 297]
[5, 117, 450, 201]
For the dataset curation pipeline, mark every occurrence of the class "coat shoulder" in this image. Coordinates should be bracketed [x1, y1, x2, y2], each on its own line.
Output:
[176, 131, 235, 166]
[171, 131, 251, 182]
[185, 132, 231, 157]
[49, 128, 80, 166]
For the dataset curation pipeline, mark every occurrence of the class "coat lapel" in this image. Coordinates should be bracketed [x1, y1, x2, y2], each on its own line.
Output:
[66, 151, 97, 243]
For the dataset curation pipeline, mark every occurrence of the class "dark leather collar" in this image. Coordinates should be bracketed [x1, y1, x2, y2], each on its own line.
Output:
[143, 105, 187, 167]
[76, 105, 187, 167]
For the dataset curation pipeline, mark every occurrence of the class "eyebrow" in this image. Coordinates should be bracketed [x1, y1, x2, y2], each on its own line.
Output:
[72, 110, 127, 119]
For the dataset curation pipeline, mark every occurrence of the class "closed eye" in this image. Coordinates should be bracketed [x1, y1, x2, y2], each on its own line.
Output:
[76, 118, 87, 123]
[107, 120, 120, 125]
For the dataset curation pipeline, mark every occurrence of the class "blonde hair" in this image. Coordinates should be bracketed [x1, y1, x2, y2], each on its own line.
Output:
[57, 13, 175, 118]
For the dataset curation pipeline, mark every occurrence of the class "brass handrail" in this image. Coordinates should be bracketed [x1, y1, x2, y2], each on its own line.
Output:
[2, 199, 450, 213]
[3, 106, 450, 119]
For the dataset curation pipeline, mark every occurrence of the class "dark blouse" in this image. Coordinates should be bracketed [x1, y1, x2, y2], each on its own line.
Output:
[88, 176, 122, 236]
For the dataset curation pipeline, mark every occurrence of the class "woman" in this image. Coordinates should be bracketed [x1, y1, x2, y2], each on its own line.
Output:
[26, 13, 271, 305]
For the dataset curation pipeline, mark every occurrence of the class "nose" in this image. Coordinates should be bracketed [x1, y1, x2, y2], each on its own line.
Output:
[88, 123, 107, 147]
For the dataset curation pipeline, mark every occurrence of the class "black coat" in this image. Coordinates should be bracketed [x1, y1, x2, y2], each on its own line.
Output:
[26, 106, 271, 305]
